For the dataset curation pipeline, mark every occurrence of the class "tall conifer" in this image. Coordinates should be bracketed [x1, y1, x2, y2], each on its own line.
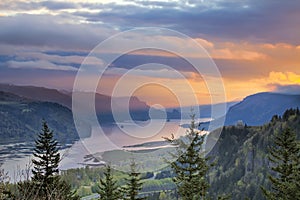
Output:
[165, 114, 212, 200]
[123, 160, 145, 200]
[262, 127, 300, 200]
[97, 165, 121, 200]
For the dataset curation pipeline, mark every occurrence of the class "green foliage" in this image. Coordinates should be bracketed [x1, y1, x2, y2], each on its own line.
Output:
[11, 121, 80, 200]
[208, 107, 300, 200]
[31, 121, 61, 196]
[261, 127, 300, 200]
[15, 179, 79, 200]
[0, 168, 11, 200]
[97, 165, 121, 200]
[165, 114, 213, 200]
[158, 191, 172, 200]
[59, 108, 300, 200]
[217, 194, 231, 200]
[5, 107, 298, 200]
[141, 178, 175, 192]
[97, 147, 172, 172]
[123, 160, 146, 200]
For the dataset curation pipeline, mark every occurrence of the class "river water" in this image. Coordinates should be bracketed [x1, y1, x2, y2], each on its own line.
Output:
[1, 119, 209, 180]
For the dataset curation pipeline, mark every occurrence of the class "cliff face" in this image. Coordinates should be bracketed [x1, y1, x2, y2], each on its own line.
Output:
[208, 108, 300, 200]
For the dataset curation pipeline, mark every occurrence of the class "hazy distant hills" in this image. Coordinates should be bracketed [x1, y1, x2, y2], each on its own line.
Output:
[0, 83, 149, 111]
[0, 84, 72, 108]
[0, 84, 151, 123]
[225, 92, 300, 126]
[1, 83, 299, 128]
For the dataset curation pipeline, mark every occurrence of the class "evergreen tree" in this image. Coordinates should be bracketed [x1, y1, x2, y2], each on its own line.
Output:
[16, 178, 79, 200]
[165, 114, 212, 200]
[123, 160, 145, 200]
[32, 121, 60, 198]
[53, 179, 80, 200]
[97, 165, 121, 200]
[29, 121, 79, 200]
[261, 127, 300, 200]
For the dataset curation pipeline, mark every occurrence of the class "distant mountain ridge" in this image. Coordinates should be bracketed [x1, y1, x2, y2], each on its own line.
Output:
[0, 83, 151, 122]
[0, 84, 71, 107]
[224, 92, 300, 126]
[1, 84, 300, 126]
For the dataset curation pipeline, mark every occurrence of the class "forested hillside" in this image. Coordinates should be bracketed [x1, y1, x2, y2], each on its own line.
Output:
[0, 91, 88, 145]
[60, 108, 300, 199]
[208, 107, 300, 199]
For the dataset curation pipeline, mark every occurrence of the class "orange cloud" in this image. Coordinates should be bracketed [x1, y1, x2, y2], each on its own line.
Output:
[268, 71, 300, 84]
[222, 71, 300, 102]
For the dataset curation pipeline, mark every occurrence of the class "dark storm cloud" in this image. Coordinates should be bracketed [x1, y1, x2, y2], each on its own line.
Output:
[73, 0, 300, 44]
[0, 14, 112, 50]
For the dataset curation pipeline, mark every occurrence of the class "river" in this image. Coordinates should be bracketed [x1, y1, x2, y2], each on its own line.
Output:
[1, 118, 209, 181]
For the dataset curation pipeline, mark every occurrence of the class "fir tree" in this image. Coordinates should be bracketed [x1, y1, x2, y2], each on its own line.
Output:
[261, 127, 300, 200]
[123, 160, 145, 200]
[97, 165, 121, 200]
[32, 121, 60, 198]
[30, 121, 79, 200]
[164, 114, 213, 200]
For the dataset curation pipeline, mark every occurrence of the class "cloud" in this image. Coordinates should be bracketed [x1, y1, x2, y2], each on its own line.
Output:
[72, 0, 300, 44]
[270, 84, 300, 94]
[15, 51, 104, 66]
[0, 0, 300, 105]
[2, 0, 300, 44]
[268, 71, 300, 85]
[7, 60, 78, 71]
[0, 0, 79, 12]
[39, 1, 79, 10]
[0, 14, 114, 50]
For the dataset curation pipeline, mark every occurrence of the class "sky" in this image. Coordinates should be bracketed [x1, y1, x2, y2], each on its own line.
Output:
[0, 0, 300, 107]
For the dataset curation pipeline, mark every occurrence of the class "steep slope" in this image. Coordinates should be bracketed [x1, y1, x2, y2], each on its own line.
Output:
[225, 92, 300, 125]
[208, 108, 300, 199]
[0, 91, 90, 145]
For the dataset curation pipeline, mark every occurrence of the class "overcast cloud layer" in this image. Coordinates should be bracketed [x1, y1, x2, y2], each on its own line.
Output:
[0, 0, 299, 103]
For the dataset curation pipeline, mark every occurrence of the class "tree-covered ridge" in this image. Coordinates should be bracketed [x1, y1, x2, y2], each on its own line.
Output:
[208, 108, 300, 199]
[60, 108, 300, 199]
[1, 107, 299, 199]
[0, 91, 90, 145]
